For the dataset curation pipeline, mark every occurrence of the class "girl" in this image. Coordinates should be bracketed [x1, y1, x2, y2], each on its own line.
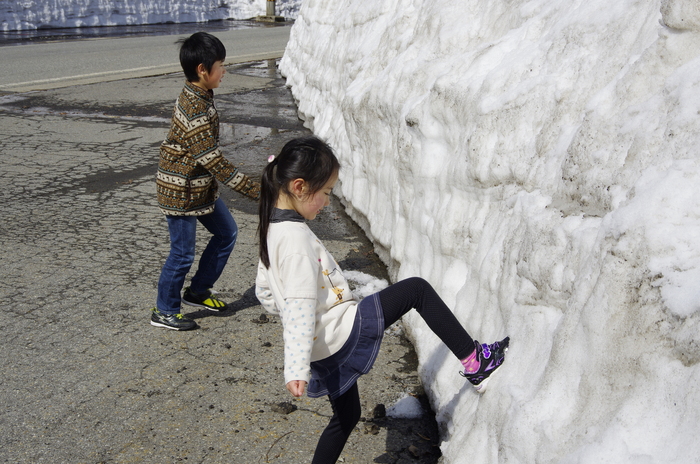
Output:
[255, 136, 509, 463]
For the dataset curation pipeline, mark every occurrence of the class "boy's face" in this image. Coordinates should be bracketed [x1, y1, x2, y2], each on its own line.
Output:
[194, 60, 226, 90]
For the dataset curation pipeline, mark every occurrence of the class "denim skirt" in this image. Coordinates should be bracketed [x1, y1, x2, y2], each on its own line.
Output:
[307, 293, 385, 400]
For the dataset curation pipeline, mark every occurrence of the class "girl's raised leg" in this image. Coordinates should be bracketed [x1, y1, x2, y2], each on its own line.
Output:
[378, 277, 474, 359]
[377, 277, 509, 391]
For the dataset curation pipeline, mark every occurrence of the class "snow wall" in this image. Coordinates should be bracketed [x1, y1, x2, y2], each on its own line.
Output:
[0, 0, 299, 31]
[280, 0, 700, 462]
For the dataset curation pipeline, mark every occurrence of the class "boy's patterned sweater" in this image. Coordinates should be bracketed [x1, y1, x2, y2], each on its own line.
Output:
[157, 81, 260, 215]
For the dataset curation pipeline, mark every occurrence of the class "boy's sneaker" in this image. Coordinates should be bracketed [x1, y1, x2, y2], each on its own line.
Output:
[150, 308, 197, 331]
[460, 337, 510, 393]
[182, 287, 227, 311]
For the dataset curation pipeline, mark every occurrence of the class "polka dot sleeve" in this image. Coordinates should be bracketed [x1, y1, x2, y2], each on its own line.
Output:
[281, 297, 316, 384]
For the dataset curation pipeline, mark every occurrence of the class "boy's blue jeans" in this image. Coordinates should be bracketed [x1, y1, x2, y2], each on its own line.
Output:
[157, 198, 238, 315]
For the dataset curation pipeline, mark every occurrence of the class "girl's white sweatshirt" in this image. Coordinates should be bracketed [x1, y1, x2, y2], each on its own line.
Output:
[256, 220, 358, 384]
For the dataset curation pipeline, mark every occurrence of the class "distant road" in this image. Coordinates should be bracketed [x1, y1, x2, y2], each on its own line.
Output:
[0, 25, 291, 92]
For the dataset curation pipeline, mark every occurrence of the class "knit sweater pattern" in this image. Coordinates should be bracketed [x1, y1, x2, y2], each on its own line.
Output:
[157, 81, 260, 216]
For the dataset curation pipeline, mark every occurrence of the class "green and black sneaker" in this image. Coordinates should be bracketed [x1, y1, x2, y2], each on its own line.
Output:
[150, 308, 197, 331]
[182, 287, 227, 311]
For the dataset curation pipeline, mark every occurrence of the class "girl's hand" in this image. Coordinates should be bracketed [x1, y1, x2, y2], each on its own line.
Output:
[286, 380, 307, 397]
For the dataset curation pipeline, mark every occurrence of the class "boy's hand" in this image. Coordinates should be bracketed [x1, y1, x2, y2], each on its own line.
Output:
[239, 178, 261, 200]
[286, 380, 307, 397]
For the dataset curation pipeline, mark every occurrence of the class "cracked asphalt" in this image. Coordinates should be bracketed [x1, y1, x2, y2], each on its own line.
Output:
[0, 58, 442, 463]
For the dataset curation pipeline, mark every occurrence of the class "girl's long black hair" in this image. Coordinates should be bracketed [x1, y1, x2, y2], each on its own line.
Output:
[258, 136, 340, 268]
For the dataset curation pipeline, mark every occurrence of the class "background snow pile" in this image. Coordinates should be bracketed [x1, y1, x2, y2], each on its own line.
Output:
[0, 0, 300, 31]
[344, 269, 389, 299]
[280, 0, 700, 462]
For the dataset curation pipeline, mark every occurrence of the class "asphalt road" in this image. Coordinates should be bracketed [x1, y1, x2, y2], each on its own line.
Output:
[0, 24, 443, 464]
[0, 24, 291, 92]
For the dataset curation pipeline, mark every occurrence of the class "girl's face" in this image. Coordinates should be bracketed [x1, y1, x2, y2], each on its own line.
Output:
[287, 172, 338, 221]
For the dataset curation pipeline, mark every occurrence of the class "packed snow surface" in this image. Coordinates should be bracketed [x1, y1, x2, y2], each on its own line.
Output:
[280, 0, 700, 462]
[0, 0, 300, 31]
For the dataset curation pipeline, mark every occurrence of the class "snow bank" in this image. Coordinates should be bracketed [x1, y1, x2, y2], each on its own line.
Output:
[280, 0, 700, 462]
[0, 0, 299, 31]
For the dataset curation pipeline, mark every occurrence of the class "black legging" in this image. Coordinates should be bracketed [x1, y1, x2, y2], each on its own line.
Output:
[311, 383, 361, 464]
[379, 277, 474, 359]
[311, 277, 475, 463]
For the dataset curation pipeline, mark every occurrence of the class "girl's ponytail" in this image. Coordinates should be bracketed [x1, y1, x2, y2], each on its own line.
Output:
[258, 156, 281, 268]
[257, 136, 339, 268]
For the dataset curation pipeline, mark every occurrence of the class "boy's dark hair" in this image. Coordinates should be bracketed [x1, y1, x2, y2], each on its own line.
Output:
[178, 32, 226, 82]
[258, 136, 340, 268]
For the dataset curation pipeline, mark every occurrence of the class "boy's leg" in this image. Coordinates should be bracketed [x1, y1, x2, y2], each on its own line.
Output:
[378, 277, 474, 360]
[156, 215, 197, 314]
[189, 198, 238, 293]
[311, 383, 361, 464]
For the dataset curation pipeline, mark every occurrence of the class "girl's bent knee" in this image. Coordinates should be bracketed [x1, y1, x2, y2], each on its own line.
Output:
[404, 276, 429, 289]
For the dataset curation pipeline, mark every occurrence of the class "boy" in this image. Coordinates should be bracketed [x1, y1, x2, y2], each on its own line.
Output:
[151, 32, 260, 331]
